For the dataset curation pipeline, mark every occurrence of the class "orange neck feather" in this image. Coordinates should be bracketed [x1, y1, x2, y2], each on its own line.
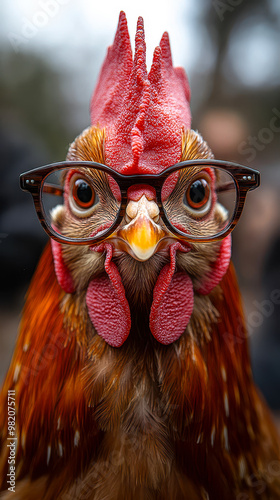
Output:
[0, 244, 98, 486]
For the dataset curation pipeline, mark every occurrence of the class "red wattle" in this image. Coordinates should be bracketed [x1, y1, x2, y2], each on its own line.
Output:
[150, 243, 194, 345]
[86, 244, 131, 347]
[196, 235, 232, 295]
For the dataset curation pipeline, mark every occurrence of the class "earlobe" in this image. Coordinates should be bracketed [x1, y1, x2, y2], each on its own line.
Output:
[51, 239, 76, 294]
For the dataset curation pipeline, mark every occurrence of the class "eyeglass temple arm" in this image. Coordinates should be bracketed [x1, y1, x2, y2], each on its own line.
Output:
[43, 184, 64, 196]
[215, 182, 235, 194]
[216, 177, 259, 193]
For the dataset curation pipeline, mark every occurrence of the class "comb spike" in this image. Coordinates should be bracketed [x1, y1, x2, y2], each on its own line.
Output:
[90, 11, 133, 126]
[159, 32, 173, 67]
[134, 17, 147, 83]
[148, 46, 162, 84]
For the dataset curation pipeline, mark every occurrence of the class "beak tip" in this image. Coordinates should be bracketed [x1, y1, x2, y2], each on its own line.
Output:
[128, 244, 155, 261]
[117, 214, 166, 261]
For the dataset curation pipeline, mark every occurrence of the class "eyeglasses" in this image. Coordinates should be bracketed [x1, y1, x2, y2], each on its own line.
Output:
[20, 159, 260, 245]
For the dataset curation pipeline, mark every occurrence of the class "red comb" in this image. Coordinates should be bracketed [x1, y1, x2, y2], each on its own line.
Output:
[90, 11, 191, 174]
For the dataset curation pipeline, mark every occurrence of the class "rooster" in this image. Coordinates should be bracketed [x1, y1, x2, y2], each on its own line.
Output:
[0, 11, 280, 500]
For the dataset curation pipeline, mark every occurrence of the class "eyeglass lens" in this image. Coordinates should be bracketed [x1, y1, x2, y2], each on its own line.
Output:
[41, 167, 121, 241]
[162, 166, 237, 238]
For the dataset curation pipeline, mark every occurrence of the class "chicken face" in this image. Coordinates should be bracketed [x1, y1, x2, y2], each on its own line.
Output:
[50, 126, 231, 348]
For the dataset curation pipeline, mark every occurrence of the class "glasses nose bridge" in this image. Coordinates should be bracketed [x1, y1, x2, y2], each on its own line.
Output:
[117, 175, 165, 216]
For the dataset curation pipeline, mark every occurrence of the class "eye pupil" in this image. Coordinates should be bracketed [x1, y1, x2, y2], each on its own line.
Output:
[76, 181, 92, 204]
[189, 180, 206, 204]
[72, 179, 95, 209]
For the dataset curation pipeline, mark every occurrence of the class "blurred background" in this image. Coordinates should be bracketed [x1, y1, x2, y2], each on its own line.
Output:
[0, 0, 279, 412]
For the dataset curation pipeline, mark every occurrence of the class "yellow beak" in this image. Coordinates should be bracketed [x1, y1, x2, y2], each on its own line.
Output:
[116, 196, 166, 261]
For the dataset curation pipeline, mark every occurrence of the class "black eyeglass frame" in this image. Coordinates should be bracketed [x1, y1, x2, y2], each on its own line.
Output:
[20, 159, 260, 245]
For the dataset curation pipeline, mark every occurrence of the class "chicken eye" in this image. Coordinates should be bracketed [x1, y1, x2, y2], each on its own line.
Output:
[186, 179, 210, 209]
[72, 179, 95, 209]
[183, 175, 212, 218]
[69, 176, 99, 217]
